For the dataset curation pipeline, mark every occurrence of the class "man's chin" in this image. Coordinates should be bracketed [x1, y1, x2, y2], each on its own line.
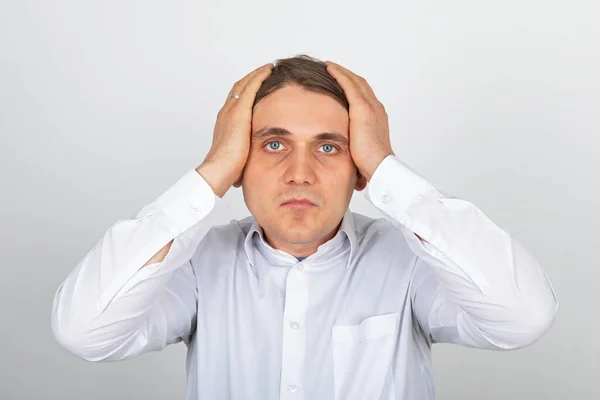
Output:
[273, 223, 317, 241]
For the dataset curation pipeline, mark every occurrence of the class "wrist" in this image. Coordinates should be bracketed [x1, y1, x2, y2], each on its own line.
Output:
[362, 152, 394, 182]
[195, 162, 236, 198]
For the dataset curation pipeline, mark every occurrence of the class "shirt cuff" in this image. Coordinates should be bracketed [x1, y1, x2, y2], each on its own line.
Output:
[365, 155, 443, 225]
[154, 168, 223, 236]
[97, 168, 227, 312]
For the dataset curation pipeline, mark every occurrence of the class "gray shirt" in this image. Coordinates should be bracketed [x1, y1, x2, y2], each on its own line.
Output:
[51, 155, 558, 399]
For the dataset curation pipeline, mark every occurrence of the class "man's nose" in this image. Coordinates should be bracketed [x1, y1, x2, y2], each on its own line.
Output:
[283, 150, 317, 185]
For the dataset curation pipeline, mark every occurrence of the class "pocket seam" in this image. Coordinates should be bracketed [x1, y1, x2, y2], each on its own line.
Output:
[332, 312, 400, 345]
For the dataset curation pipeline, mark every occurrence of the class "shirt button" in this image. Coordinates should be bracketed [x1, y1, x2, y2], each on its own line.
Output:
[297, 264, 305, 271]
[382, 193, 391, 204]
[190, 205, 202, 215]
[287, 384, 298, 393]
[290, 321, 300, 329]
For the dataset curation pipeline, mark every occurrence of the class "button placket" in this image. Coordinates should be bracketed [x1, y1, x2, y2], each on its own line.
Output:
[279, 267, 309, 398]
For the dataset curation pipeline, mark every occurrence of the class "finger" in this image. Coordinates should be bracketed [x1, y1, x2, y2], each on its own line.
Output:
[222, 63, 273, 108]
[324, 61, 366, 104]
[222, 63, 271, 107]
[325, 61, 377, 104]
[234, 63, 274, 110]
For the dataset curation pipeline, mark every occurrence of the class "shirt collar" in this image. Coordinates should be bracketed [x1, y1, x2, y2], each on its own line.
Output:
[243, 207, 358, 270]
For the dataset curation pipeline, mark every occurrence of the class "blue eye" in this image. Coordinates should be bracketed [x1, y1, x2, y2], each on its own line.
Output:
[268, 141, 281, 151]
[321, 144, 336, 153]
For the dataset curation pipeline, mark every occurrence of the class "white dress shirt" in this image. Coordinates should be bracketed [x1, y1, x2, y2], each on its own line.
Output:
[51, 155, 558, 400]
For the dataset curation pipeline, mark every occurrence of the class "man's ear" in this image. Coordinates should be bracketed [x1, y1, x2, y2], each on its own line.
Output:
[232, 171, 243, 188]
[354, 174, 368, 192]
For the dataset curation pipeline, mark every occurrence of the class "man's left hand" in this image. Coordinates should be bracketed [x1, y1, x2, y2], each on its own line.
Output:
[324, 61, 395, 182]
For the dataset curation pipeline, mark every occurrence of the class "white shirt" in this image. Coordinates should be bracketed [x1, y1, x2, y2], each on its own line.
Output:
[51, 155, 558, 400]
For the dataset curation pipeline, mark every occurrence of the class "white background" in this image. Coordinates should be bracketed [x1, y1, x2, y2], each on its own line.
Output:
[1, 0, 597, 398]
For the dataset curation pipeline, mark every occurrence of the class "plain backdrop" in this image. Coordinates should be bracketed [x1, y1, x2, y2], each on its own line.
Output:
[1, 0, 598, 399]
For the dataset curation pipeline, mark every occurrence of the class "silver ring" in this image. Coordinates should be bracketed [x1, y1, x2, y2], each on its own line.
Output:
[229, 93, 240, 99]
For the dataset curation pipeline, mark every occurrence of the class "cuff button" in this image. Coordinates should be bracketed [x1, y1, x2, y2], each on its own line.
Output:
[190, 205, 202, 215]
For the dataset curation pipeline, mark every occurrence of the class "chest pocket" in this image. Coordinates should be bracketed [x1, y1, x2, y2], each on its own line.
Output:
[331, 312, 399, 400]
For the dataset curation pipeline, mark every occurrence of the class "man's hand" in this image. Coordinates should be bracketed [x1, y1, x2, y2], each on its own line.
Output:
[324, 61, 394, 182]
[196, 63, 274, 198]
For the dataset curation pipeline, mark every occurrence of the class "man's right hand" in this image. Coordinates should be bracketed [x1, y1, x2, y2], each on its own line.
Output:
[196, 62, 274, 198]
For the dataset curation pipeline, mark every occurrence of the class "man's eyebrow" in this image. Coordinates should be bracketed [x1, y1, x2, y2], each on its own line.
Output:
[252, 126, 349, 146]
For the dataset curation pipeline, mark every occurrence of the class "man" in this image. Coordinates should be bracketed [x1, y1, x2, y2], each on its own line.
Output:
[51, 55, 558, 399]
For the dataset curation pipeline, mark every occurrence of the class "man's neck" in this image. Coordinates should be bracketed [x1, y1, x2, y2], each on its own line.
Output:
[259, 220, 342, 259]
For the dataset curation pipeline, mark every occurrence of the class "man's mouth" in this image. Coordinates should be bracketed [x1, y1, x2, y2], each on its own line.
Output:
[281, 198, 316, 210]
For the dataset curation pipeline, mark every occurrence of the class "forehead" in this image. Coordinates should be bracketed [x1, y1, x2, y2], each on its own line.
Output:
[252, 85, 349, 139]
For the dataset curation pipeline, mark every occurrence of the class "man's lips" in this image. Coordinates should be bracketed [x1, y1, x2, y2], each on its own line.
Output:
[281, 198, 315, 205]
[281, 198, 316, 209]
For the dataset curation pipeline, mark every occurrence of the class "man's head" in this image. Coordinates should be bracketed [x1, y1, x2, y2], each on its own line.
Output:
[238, 54, 368, 257]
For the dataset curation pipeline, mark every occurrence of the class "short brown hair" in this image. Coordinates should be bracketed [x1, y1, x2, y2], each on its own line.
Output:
[253, 54, 349, 112]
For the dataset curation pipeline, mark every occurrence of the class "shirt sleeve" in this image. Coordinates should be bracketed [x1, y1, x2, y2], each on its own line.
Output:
[365, 155, 558, 350]
[51, 168, 228, 361]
